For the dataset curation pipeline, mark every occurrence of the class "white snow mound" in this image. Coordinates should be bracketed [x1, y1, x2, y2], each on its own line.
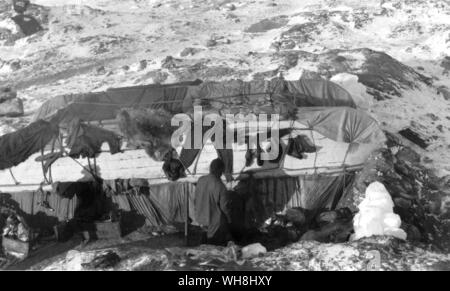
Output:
[352, 181, 407, 241]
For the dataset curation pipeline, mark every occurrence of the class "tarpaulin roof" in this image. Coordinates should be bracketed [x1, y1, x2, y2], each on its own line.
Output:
[296, 107, 385, 144]
[184, 78, 356, 112]
[0, 78, 384, 185]
[33, 78, 355, 124]
[0, 120, 59, 171]
[286, 79, 356, 108]
[33, 80, 202, 123]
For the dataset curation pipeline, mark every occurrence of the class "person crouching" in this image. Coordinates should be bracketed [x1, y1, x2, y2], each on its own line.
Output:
[194, 158, 233, 246]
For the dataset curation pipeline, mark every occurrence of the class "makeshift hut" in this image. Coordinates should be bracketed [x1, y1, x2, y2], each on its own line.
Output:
[0, 78, 385, 232]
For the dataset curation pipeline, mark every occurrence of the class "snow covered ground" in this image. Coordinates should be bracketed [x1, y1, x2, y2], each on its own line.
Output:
[19, 236, 450, 271]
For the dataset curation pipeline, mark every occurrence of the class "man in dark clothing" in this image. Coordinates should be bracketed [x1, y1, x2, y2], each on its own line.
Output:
[194, 158, 232, 245]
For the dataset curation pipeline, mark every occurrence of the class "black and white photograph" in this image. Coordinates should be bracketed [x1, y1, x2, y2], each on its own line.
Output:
[0, 0, 449, 275]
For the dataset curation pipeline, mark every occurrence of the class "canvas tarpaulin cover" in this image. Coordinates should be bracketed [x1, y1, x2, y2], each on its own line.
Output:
[33, 77, 357, 126]
[0, 190, 78, 230]
[0, 174, 353, 229]
[286, 79, 356, 108]
[103, 180, 196, 227]
[183, 78, 356, 118]
[33, 80, 202, 124]
[295, 107, 386, 144]
[66, 119, 121, 158]
[0, 120, 59, 170]
[236, 173, 355, 228]
[102, 172, 354, 228]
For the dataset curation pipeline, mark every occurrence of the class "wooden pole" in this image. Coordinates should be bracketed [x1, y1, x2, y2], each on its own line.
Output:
[185, 191, 189, 246]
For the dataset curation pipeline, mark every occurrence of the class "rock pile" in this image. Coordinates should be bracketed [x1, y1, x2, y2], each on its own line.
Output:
[263, 132, 449, 250]
[0, 87, 23, 117]
[338, 134, 450, 250]
[272, 48, 433, 100]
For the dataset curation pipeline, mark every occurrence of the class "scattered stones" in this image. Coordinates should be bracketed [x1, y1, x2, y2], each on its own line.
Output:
[402, 224, 422, 242]
[355, 49, 433, 99]
[180, 47, 202, 57]
[81, 251, 121, 270]
[139, 60, 147, 70]
[300, 70, 323, 80]
[423, 156, 433, 164]
[0, 87, 17, 103]
[206, 38, 217, 47]
[241, 243, 267, 259]
[0, 98, 24, 117]
[426, 113, 439, 121]
[225, 13, 238, 20]
[152, 70, 169, 84]
[245, 16, 289, 33]
[396, 146, 421, 164]
[338, 139, 449, 248]
[0, 87, 22, 117]
[224, 3, 236, 11]
[95, 66, 106, 75]
[301, 221, 353, 243]
[437, 86, 450, 101]
[161, 56, 180, 69]
[9, 60, 21, 71]
[282, 52, 298, 70]
[280, 39, 296, 50]
[122, 65, 130, 71]
[394, 197, 412, 209]
[440, 56, 450, 72]
[271, 48, 431, 100]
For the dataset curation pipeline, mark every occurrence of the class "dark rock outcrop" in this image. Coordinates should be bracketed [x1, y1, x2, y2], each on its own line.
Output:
[338, 135, 450, 250]
[273, 48, 433, 100]
[245, 16, 289, 33]
[0, 87, 23, 117]
[0, 97, 24, 117]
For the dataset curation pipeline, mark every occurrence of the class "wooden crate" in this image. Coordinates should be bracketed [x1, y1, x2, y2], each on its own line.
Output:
[94, 221, 122, 240]
[2, 236, 30, 259]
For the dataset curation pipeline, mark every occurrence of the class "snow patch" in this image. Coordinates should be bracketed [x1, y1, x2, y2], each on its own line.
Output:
[330, 73, 374, 109]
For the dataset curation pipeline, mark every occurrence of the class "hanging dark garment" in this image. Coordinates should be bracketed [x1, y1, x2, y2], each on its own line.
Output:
[167, 120, 234, 181]
[66, 120, 121, 159]
[286, 135, 317, 159]
[162, 157, 187, 181]
[246, 128, 293, 167]
[0, 120, 59, 170]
